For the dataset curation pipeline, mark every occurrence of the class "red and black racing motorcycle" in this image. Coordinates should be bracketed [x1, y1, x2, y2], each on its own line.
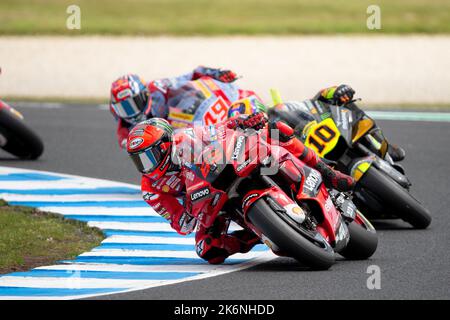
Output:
[0, 99, 44, 159]
[179, 123, 377, 270]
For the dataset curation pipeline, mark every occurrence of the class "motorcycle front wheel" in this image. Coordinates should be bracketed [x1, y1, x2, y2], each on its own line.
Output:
[247, 198, 335, 270]
[358, 167, 431, 229]
[339, 211, 378, 260]
[0, 107, 44, 159]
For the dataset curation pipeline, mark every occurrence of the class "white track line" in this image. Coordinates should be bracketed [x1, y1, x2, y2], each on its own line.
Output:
[0, 277, 167, 289]
[0, 166, 274, 300]
[35, 263, 227, 273]
[36, 207, 158, 216]
[3, 194, 143, 202]
[101, 236, 195, 245]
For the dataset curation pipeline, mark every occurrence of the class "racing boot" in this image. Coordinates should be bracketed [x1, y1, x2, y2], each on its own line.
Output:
[229, 229, 262, 254]
[388, 144, 406, 162]
[195, 217, 260, 264]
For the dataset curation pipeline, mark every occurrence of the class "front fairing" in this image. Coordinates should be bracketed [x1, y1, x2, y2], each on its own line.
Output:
[166, 78, 240, 127]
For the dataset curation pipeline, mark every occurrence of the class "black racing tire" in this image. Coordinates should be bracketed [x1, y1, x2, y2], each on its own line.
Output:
[359, 167, 431, 229]
[0, 108, 44, 159]
[339, 220, 378, 260]
[247, 199, 335, 270]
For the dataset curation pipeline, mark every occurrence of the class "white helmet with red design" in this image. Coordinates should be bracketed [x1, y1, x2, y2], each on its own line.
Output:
[110, 74, 151, 122]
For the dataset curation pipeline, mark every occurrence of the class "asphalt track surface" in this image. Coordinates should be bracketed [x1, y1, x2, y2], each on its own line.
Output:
[2, 104, 449, 300]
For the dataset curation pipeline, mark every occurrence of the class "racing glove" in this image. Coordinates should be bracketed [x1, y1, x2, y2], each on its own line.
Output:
[318, 84, 355, 106]
[193, 66, 238, 83]
[227, 112, 268, 131]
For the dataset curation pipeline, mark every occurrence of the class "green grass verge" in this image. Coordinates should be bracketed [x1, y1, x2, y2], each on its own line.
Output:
[0, 200, 104, 274]
[0, 0, 449, 35]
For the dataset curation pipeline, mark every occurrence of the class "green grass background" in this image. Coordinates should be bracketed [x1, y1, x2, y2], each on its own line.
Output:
[0, 0, 449, 35]
[0, 201, 104, 274]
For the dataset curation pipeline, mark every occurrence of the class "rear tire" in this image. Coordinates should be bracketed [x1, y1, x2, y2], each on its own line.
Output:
[358, 167, 431, 229]
[339, 220, 378, 260]
[247, 199, 335, 270]
[0, 108, 44, 159]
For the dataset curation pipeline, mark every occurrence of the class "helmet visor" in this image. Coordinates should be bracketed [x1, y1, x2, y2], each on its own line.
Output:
[112, 92, 147, 119]
[130, 146, 165, 173]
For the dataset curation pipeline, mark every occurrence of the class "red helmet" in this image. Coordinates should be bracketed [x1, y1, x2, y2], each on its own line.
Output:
[127, 118, 174, 179]
[110, 74, 150, 121]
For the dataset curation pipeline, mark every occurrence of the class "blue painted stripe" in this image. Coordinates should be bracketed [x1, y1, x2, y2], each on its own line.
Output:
[103, 230, 195, 238]
[97, 243, 268, 252]
[0, 187, 139, 195]
[0, 287, 125, 297]
[0, 173, 66, 181]
[8, 200, 148, 207]
[5, 270, 200, 280]
[97, 243, 196, 251]
[67, 215, 166, 223]
[68, 256, 247, 265]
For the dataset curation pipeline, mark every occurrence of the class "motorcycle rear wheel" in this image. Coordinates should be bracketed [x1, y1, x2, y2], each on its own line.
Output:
[358, 167, 431, 229]
[247, 198, 335, 270]
[0, 108, 44, 159]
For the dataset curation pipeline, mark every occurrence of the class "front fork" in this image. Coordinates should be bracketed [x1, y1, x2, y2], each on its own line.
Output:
[348, 142, 411, 188]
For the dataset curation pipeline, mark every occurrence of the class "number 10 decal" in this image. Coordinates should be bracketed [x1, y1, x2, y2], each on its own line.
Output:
[306, 119, 340, 157]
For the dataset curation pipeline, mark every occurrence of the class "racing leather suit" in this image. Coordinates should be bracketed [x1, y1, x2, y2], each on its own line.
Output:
[269, 86, 406, 162]
[141, 114, 355, 264]
[115, 66, 258, 148]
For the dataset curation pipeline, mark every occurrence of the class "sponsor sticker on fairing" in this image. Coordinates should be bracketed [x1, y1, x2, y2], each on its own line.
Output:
[303, 169, 322, 193]
[190, 187, 210, 202]
[242, 193, 259, 211]
[236, 158, 251, 172]
[325, 196, 333, 213]
[211, 193, 221, 207]
[232, 136, 246, 161]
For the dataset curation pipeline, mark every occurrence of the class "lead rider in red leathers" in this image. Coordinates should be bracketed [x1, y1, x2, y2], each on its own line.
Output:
[126, 114, 355, 264]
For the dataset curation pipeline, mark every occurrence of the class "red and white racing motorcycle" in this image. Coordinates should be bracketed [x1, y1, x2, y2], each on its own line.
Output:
[180, 122, 378, 270]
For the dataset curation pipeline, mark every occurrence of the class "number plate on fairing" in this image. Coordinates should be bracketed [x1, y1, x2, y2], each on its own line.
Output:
[305, 118, 341, 158]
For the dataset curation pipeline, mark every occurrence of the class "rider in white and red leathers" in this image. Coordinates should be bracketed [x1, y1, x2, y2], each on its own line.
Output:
[109, 66, 261, 148]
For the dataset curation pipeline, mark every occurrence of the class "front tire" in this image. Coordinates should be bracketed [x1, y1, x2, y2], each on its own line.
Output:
[339, 215, 378, 260]
[247, 199, 335, 270]
[358, 167, 431, 229]
[0, 108, 44, 159]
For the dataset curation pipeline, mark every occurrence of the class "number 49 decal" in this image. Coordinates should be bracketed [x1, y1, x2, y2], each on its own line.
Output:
[203, 98, 229, 125]
[306, 118, 340, 157]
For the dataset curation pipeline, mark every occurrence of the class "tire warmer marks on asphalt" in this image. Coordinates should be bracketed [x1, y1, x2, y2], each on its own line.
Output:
[0, 166, 274, 299]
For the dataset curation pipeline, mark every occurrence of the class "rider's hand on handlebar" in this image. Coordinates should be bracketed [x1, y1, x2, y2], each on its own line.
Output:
[227, 112, 268, 131]
[217, 69, 238, 83]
